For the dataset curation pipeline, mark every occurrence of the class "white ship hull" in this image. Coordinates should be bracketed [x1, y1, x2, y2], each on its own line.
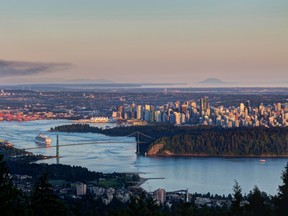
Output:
[74, 117, 115, 123]
[34, 133, 52, 145]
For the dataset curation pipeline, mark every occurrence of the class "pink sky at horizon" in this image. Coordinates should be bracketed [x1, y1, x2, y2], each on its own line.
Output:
[0, 1, 287, 85]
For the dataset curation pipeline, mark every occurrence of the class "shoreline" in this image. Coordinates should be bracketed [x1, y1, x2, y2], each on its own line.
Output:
[148, 153, 288, 158]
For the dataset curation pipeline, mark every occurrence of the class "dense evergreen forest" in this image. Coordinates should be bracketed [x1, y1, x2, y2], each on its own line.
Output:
[52, 124, 288, 156]
[153, 126, 288, 156]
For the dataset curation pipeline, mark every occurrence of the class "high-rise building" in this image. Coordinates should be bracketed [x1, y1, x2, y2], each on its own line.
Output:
[200, 98, 204, 116]
[174, 101, 181, 111]
[117, 105, 123, 113]
[155, 110, 162, 122]
[277, 102, 282, 111]
[137, 105, 142, 120]
[204, 96, 209, 110]
[245, 100, 251, 114]
[153, 188, 166, 204]
[240, 103, 245, 113]
[169, 113, 176, 124]
[76, 182, 87, 196]
[191, 101, 197, 109]
[181, 113, 186, 124]
[185, 112, 190, 123]
[181, 104, 188, 113]
[174, 112, 181, 125]
[144, 110, 150, 122]
[150, 110, 155, 122]
[245, 100, 250, 108]
[162, 112, 169, 123]
[131, 102, 136, 110]
[145, 104, 151, 111]
[117, 105, 124, 119]
[200, 97, 209, 116]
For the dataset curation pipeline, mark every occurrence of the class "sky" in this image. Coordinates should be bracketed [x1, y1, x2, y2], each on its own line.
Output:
[0, 0, 287, 85]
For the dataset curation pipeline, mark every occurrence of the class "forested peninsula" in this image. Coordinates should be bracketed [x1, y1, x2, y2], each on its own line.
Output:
[51, 124, 288, 157]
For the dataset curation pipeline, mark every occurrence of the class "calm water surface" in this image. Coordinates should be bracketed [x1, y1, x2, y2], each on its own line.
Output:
[0, 120, 287, 195]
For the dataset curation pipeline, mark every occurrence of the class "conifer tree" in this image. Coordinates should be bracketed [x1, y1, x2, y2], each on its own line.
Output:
[31, 172, 67, 216]
[247, 186, 268, 216]
[0, 154, 22, 215]
[230, 180, 243, 216]
[275, 162, 288, 216]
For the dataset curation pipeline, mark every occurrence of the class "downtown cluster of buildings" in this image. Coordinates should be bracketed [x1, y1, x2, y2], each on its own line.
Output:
[112, 97, 288, 127]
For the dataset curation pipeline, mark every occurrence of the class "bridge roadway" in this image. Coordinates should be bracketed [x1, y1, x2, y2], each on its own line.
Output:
[23, 131, 156, 158]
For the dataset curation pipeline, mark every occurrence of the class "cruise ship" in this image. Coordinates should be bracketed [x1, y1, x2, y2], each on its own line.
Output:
[34, 133, 52, 145]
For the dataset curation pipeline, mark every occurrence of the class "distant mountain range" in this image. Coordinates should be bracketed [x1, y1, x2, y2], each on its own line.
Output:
[196, 78, 288, 87]
[0, 80, 187, 91]
[198, 78, 226, 84]
[59, 78, 115, 84]
[1, 76, 287, 88]
[0, 77, 116, 85]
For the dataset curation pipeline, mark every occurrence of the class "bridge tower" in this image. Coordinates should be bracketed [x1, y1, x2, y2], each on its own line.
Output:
[56, 134, 59, 158]
[136, 131, 140, 155]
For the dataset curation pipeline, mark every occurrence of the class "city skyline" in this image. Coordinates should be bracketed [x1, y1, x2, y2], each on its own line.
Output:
[1, 1, 287, 86]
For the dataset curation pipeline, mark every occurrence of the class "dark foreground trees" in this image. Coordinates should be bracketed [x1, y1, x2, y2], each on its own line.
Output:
[230, 180, 243, 216]
[247, 186, 270, 216]
[31, 173, 67, 216]
[274, 163, 288, 216]
[0, 154, 28, 215]
[0, 155, 66, 216]
[2, 152, 288, 215]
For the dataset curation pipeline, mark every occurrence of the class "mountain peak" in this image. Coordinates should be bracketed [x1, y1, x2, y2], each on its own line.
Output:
[198, 78, 225, 84]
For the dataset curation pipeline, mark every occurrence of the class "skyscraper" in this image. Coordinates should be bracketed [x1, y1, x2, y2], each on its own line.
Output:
[245, 100, 251, 114]
[137, 105, 142, 120]
[204, 96, 209, 110]
[117, 105, 124, 119]
[200, 97, 209, 116]
[245, 100, 250, 110]
[240, 103, 245, 113]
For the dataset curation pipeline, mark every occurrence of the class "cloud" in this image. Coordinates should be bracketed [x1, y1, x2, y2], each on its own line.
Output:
[0, 60, 72, 77]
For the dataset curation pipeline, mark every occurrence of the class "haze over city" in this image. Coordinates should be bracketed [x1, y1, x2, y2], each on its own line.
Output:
[1, 0, 287, 86]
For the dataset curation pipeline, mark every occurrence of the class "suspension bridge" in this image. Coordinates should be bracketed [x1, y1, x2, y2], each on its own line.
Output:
[23, 131, 156, 158]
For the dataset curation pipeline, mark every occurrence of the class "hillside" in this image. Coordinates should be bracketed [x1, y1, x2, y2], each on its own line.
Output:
[148, 127, 288, 156]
